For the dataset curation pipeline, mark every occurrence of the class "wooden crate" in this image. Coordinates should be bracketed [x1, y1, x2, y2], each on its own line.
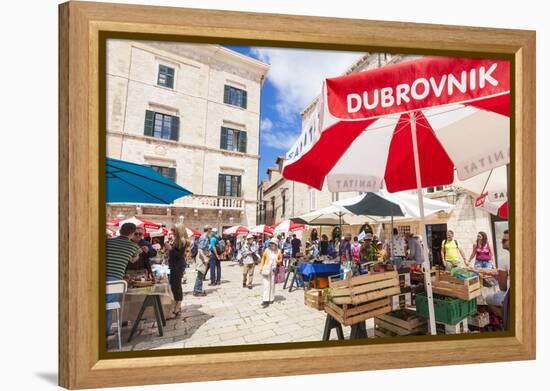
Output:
[328, 271, 401, 305]
[324, 297, 392, 326]
[374, 309, 427, 337]
[304, 289, 325, 310]
[431, 271, 481, 300]
[410, 269, 437, 284]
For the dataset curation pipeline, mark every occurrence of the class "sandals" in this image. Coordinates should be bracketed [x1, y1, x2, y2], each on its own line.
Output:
[167, 309, 181, 320]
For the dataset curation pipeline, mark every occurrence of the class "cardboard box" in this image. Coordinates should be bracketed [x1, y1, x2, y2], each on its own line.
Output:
[436, 318, 469, 334]
[468, 312, 490, 328]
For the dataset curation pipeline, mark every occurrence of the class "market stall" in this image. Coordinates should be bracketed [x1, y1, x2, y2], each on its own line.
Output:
[283, 56, 511, 335]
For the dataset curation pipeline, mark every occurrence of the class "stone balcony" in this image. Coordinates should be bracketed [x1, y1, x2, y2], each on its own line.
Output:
[175, 194, 245, 210]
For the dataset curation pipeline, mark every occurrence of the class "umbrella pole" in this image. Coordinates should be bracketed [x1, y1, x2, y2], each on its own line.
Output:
[390, 215, 394, 259]
[410, 111, 436, 335]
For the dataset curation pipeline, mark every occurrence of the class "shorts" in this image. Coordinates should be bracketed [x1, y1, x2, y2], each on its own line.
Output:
[475, 260, 493, 269]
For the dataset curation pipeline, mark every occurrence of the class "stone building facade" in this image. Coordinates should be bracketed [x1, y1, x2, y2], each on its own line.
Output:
[106, 40, 269, 231]
[258, 54, 408, 227]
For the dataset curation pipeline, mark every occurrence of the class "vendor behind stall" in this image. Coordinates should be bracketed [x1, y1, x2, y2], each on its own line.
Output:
[376, 241, 387, 263]
[129, 227, 157, 279]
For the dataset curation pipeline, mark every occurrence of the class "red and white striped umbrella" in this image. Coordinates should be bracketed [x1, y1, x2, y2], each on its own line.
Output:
[161, 227, 201, 238]
[250, 224, 274, 235]
[272, 220, 305, 234]
[186, 227, 201, 238]
[283, 57, 510, 193]
[107, 216, 161, 230]
[222, 225, 250, 236]
[146, 227, 168, 238]
[281, 56, 510, 335]
[480, 199, 508, 219]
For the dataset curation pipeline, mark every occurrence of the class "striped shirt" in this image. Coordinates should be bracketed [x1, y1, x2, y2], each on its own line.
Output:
[106, 236, 139, 280]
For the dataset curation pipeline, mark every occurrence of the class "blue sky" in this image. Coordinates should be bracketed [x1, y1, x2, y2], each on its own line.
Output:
[225, 45, 365, 183]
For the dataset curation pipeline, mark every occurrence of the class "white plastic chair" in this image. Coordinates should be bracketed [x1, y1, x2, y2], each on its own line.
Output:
[106, 280, 127, 351]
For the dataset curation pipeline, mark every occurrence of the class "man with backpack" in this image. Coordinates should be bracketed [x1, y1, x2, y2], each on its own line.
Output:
[441, 230, 467, 270]
[208, 228, 223, 285]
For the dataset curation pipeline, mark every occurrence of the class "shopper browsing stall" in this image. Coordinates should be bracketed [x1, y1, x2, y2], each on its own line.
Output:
[193, 225, 211, 296]
[241, 234, 257, 289]
[166, 224, 189, 318]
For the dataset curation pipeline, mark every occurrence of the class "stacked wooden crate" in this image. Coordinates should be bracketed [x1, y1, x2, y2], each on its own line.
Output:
[304, 288, 326, 311]
[374, 309, 427, 337]
[431, 271, 481, 300]
[323, 271, 400, 326]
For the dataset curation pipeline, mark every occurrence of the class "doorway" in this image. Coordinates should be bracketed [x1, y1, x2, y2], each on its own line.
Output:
[426, 223, 447, 268]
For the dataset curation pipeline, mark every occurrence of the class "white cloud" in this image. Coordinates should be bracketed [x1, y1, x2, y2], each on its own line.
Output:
[260, 118, 273, 132]
[253, 47, 365, 152]
[261, 117, 298, 150]
[252, 47, 365, 117]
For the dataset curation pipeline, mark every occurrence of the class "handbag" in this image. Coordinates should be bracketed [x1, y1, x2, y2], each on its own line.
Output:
[261, 266, 272, 277]
[275, 264, 286, 283]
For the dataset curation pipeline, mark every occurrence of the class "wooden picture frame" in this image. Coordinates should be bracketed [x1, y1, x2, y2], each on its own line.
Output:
[59, 1, 536, 388]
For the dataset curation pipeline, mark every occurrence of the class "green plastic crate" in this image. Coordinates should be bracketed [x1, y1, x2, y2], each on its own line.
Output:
[416, 292, 477, 324]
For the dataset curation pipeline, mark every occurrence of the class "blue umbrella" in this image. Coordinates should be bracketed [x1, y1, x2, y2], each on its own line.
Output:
[106, 158, 192, 204]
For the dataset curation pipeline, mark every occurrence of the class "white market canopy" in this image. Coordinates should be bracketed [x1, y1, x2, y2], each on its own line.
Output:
[292, 203, 369, 226]
[334, 190, 454, 221]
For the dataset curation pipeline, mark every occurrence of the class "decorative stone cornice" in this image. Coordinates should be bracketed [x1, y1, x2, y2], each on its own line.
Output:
[107, 130, 260, 160]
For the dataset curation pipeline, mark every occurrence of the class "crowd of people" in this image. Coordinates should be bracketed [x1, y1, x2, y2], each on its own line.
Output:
[105, 221, 509, 338]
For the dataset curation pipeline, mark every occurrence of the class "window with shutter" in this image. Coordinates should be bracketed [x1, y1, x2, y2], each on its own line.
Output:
[145, 110, 180, 141]
[150, 165, 177, 183]
[157, 65, 175, 88]
[218, 174, 242, 197]
[223, 85, 247, 108]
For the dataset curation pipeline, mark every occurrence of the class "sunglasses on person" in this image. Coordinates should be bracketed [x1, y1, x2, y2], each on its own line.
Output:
[134, 232, 144, 236]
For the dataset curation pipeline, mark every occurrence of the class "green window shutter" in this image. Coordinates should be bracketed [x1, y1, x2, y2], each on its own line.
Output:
[223, 85, 230, 104]
[238, 131, 247, 153]
[237, 176, 242, 197]
[166, 67, 174, 89]
[144, 110, 154, 136]
[218, 174, 224, 196]
[220, 127, 228, 149]
[170, 115, 180, 141]
[241, 90, 247, 109]
[167, 167, 177, 183]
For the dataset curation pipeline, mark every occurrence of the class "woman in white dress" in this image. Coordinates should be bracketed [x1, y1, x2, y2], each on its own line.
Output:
[259, 238, 282, 307]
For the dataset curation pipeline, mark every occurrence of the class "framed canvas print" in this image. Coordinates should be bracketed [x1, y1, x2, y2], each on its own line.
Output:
[58, 1, 536, 389]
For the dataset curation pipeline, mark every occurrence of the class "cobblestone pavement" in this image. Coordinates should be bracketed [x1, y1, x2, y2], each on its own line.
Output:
[110, 260, 374, 351]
